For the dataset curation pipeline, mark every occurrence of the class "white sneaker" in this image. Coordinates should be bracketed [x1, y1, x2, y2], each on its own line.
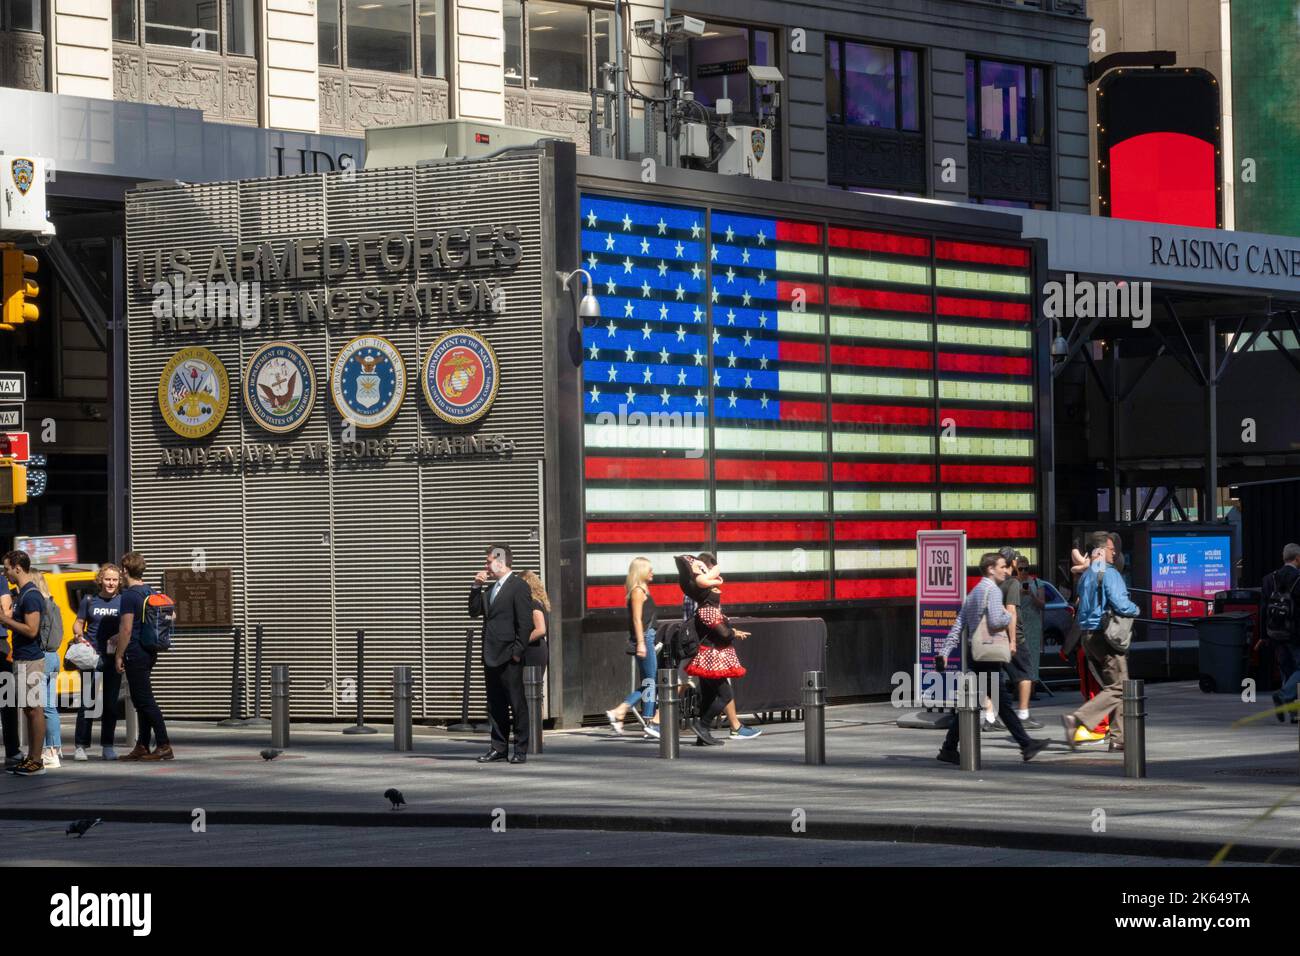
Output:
[644, 724, 661, 740]
[605, 710, 624, 735]
[43, 748, 61, 769]
[74, 747, 88, 762]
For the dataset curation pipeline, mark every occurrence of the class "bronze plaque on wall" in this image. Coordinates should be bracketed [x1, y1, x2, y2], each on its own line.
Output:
[163, 568, 233, 629]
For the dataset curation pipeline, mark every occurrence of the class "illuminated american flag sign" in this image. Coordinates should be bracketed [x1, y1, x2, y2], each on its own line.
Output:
[580, 192, 1037, 611]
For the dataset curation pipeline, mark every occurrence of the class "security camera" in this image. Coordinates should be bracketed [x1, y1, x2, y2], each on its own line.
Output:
[634, 18, 664, 39]
[35, 233, 52, 248]
[664, 15, 705, 38]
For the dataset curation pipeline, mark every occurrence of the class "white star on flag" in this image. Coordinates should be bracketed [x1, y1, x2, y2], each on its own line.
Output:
[675, 284, 685, 301]
[639, 237, 650, 254]
[589, 385, 600, 402]
[606, 319, 618, 337]
[607, 366, 618, 382]
[690, 222, 702, 238]
[725, 225, 735, 242]
[757, 270, 767, 285]
[725, 267, 735, 283]
[727, 351, 737, 368]
[756, 229, 767, 245]
[605, 233, 615, 250]
[660, 389, 671, 405]
[586, 252, 598, 270]
[625, 387, 636, 403]
[623, 257, 634, 273]
[588, 344, 599, 360]
[726, 309, 736, 324]
[605, 277, 617, 294]
[711, 329, 720, 344]
[657, 260, 668, 277]
[742, 331, 753, 347]
[741, 248, 750, 264]
[693, 350, 704, 365]
[657, 218, 667, 235]
[691, 263, 703, 280]
[676, 326, 687, 342]
[759, 312, 769, 327]
[586, 210, 598, 227]
[694, 390, 705, 406]
[658, 303, 669, 320]
[710, 246, 719, 261]
[728, 391, 738, 408]
[677, 369, 687, 385]
[674, 241, 684, 257]
[742, 291, 752, 306]
[640, 280, 651, 297]
[711, 287, 720, 303]
[743, 372, 753, 388]
[641, 323, 652, 339]
[624, 301, 634, 318]
[712, 371, 721, 386]
[760, 393, 769, 408]
[759, 355, 769, 369]
[642, 366, 653, 384]
[692, 306, 704, 323]
[659, 346, 670, 363]
[624, 345, 635, 361]
[621, 214, 632, 231]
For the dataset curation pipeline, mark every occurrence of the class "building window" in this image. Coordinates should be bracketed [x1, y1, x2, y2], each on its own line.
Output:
[319, 0, 339, 65]
[965, 56, 1051, 206]
[144, 0, 220, 51]
[345, 0, 412, 73]
[112, 0, 137, 40]
[670, 22, 777, 124]
[226, 0, 254, 54]
[825, 38, 924, 193]
[504, 0, 602, 93]
[966, 57, 1047, 145]
[3, 0, 43, 32]
[826, 39, 919, 131]
[417, 0, 443, 77]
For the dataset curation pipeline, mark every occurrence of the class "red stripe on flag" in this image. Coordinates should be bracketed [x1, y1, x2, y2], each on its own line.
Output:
[724, 580, 830, 604]
[938, 352, 1032, 375]
[584, 457, 708, 481]
[777, 280, 824, 304]
[715, 459, 827, 483]
[940, 464, 1036, 485]
[586, 520, 709, 544]
[835, 519, 937, 540]
[717, 520, 829, 542]
[828, 227, 930, 257]
[833, 462, 933, 483]
[779, 401, 826, 422]
[939, 407, 1034, 430]
[588, 582, 687, 610]
[775, 221, 822, 245]
[778, 340, 825, 364]
[935, 240, 1030, 268]
[830, 286, 931, 313]
[831, 344, 932, 370]
[940, 520, 1038, 538]
[834, 577, 915, 599]
[936, 296, 1030, 322]
[833, 403, 933, 426]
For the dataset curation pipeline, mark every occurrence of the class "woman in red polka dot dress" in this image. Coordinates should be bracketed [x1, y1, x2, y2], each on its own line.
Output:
[675, 553, 763, 744]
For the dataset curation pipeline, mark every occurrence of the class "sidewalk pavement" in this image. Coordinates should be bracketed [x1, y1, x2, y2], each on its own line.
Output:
[3, 681, 1297, 864]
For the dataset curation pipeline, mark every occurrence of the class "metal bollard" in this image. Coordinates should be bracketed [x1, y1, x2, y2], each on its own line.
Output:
[448, 629, 476, 732]
[342, 628, 377, 735]
[271, 664, 290, 749]
[957, 672, 982, 772]
[523, 665, 544, 755]
[218, 625, 245, 726]
[392, 666, 413, 752]
[802, 670, 827, 765]
[244, 623, 270, 727]
[657, 668, 680, 759]
[1123, 678, 1146, 779]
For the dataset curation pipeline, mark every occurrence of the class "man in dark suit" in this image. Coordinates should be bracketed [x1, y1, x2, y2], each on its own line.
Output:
[468, 544, 533, 764]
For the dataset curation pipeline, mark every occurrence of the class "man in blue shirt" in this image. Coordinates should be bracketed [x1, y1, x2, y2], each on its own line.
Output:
[0, 550, 45, 775]
[1061, 531, 1139, 753]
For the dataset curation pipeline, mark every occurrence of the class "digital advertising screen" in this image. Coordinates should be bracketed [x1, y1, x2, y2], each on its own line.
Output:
[1097, 68, 1222, 229]
[1150, 533, 1231, 619]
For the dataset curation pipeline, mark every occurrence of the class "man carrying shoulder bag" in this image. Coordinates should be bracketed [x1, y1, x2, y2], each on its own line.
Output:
[934, 551, 1051, 765]
[1061, 531, 1140, 753]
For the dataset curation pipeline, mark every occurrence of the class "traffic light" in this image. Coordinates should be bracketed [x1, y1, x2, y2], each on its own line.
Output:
[0, 460, 27, 511]
[0, 245, 39, 332]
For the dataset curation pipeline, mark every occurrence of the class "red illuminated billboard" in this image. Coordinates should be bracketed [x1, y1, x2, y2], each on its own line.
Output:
[1097, 68, 1223, 229]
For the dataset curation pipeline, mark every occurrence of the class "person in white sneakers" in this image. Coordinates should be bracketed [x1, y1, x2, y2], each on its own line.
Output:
[605, 558, 662, 740]
[72, 563, 123, 761]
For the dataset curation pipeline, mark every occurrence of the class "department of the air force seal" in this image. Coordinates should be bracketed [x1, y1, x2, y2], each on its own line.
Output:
[10, 158, 34, 196]
[245, 342, 315, 434]
[422, 329, 498, 425]
[331, 335, 405, 428]
[158, 347, 229, 439]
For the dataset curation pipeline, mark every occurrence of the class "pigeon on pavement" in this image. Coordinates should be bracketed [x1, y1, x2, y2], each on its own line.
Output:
[384, 788, 406, 810]
[260, 749, 282, 761]
[66, 818, 102, 838]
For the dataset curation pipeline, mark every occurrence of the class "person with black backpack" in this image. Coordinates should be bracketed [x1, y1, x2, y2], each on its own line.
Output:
[1264, 543, 1300, 721]
[114, 552, 174, 762]
[0, 550, 47, 775]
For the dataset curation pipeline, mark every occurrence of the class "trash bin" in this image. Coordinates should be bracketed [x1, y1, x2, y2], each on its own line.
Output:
[1195, 612, 1252, 694]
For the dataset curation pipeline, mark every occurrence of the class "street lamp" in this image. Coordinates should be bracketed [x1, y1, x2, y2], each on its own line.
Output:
[558, 268, 601, 325]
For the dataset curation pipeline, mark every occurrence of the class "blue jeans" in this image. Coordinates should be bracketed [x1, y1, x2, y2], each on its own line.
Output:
[622, 628, 657, 719]
[43, 651, 62, 749]
[1278, 669, 1300, 704]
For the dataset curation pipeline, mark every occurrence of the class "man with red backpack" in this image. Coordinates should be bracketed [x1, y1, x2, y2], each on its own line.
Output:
[1265, 543, 1300, 721]
[114, 552, 175, 761]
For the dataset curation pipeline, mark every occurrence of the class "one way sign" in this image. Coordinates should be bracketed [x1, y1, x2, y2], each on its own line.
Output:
[0, 373, 26, 402]
[0, 406, 22, 431]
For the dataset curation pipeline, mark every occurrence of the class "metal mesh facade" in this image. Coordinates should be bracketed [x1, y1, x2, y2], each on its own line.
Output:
[125, 153, 552, 720]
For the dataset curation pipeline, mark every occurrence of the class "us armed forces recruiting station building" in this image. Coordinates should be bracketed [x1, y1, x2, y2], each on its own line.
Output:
[125, 144, 1047, 726]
